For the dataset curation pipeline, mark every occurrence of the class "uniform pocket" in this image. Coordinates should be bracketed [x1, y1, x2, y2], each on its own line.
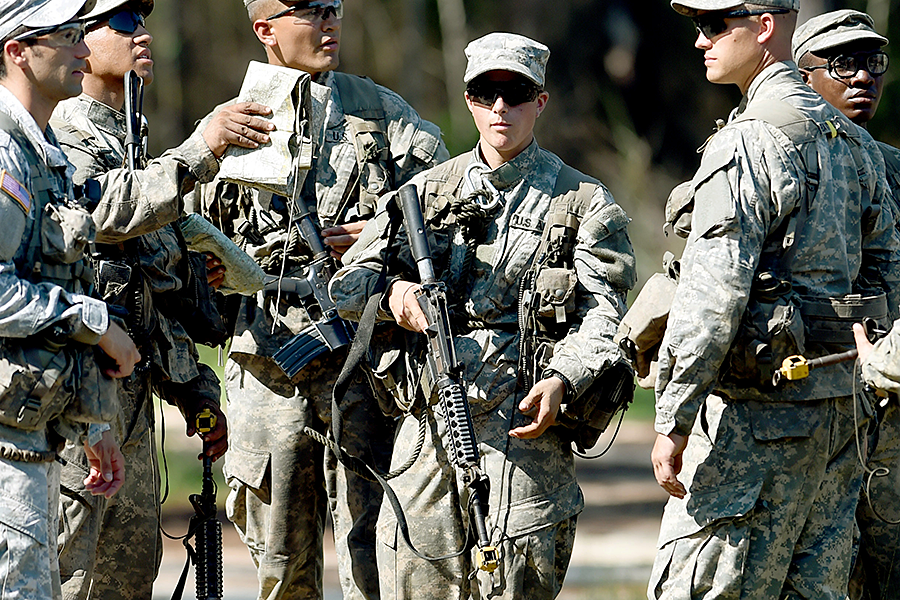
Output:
[224, 445, 270, 493]
[0, 343, 74, 431]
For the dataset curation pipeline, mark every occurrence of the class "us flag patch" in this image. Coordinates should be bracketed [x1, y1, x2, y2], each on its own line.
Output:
[0, 170, 31, 214]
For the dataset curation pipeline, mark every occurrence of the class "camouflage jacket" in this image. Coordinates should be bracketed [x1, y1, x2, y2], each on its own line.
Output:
[196, 70, 449, 360]
[655, 62, 900, 436]
[332, 140, 636, 414]
[52, 94, 219, 242]
[50, 95, 219, 438]
[0, 85, 113, 448]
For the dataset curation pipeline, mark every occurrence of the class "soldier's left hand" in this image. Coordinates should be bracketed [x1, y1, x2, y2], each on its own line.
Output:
[83, 430, 125, 498]
[202, 102, 275, 158]
[651, 432, 688, 498]
[205, 252, 226, 289]
[853, 323, 875, 364]
[323, 220, 367, 260]
[186, 401, 228, 462]
[509, 377, 565, 439]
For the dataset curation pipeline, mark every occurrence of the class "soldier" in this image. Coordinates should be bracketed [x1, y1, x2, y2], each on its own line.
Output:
[331, 32, 636, 600]
[0, 0, 142, 598]
[193, 1, 449, 599]
[792, 11, 900, 600]
[650, 1, 900, 599]
[47, 1, 275, 598]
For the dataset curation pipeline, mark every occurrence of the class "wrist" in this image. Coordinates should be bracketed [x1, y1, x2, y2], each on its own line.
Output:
[544, 369, 574, 402]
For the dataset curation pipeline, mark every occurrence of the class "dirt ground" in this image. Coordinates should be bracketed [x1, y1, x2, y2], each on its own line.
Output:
[152, 420, 667, 600]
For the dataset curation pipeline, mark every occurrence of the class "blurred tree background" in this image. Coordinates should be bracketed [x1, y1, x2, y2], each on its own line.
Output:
[142, 0, 899, 289]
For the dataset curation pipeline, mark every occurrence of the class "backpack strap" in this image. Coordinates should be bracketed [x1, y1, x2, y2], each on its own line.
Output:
[333, 73, 391, 218]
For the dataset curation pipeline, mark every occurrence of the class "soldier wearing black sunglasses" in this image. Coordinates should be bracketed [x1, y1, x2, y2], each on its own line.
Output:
[794, 12, 900, 600]
[48, 1, 278, 598]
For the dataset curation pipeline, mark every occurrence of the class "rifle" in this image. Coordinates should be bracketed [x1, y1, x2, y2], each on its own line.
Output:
[397, 185, 500, 573]
[123, 70, 143, 172]
[188, 408, 223, 600]
[270, 190, 355, 378]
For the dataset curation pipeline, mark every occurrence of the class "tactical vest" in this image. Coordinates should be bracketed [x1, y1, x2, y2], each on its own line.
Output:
[0, 111, 114, 440]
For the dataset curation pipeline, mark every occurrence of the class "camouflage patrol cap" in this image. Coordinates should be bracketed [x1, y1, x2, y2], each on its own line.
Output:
[792, 10, 887, 62]
[671, 0, 799, 18]
[0, 0, 95, 43]
[82, 0, 154, 20]
[463, 32, 549, 87]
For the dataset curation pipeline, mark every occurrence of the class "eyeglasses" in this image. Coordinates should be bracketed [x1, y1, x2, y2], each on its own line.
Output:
[466, 79, 542, 107]
[692, 8, 789, 40]
[87, 10, 147, 35]
[803, 51, 889, 80]
[266, 0, 343, 23]
[12, 21, 86, 47]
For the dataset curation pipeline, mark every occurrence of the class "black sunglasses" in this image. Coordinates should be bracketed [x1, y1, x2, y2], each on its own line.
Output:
[266, 0, 343, 22]
[87, 10, 146, 34]
[466, 79, 542, 107]
[692, 8, 789, 40]
[803, 51, 889, 80]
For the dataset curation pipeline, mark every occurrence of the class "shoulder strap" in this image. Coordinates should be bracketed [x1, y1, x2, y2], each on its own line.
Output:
[50, 120, 120, 171]
[333, 73, 392, 217]
[532, 163, 600, 267]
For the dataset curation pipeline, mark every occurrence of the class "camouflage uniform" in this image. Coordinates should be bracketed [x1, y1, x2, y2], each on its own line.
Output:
[0, 80, 116, 599]
[50, 94, 222, 600]
[649, 62, 900, 600]
[331, 139, 636, 599]
[195, 70, 447, 600]
[850, 142, 900, 600]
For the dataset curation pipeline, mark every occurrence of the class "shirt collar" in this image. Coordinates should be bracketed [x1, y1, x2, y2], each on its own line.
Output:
[473, 138, 541, 190]
[0, 84, 71, 170]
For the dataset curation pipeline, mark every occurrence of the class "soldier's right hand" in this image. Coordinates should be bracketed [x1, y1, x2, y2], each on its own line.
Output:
[387, 280, 429, 332]
[202, 102, 275, 158]
[96, 322, 141, 378]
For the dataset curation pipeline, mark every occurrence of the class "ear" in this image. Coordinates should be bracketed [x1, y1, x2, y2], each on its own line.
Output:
[464, 91, 477, 117]
[756, 12, 776, 44]
[535, 90, 550, 117]
[253, 18, 277, 47]
[3, 40, 30, 71]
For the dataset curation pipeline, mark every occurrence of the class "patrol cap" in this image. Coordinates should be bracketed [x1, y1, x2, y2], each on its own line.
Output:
[671, 0, 799, 18]
[463, 32, 549, 87]
[792, 10, 887, 62]
[0, 0, 95, 43]
[82, 0, 154, 20]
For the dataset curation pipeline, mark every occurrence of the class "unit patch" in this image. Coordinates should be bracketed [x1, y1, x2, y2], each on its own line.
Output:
[0, 170, 31, 214]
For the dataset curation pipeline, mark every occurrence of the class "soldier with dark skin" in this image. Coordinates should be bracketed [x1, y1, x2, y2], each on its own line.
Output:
[792, 10, 900, 600]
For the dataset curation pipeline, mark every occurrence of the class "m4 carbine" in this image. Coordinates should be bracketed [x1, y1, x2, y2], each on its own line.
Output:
[269, 190, 355, 378]
[397, 185, 500, 573]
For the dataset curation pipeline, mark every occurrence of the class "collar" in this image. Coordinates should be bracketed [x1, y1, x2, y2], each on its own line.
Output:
[0, 84, 71, 171]
[473, 139, 541, 190]
[735, 61, 802, 118]
[74, 94, 127, 140]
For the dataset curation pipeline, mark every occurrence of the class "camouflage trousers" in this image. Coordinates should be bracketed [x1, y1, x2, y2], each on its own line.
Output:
[57, 374, 162, 600]
[376, 399, 577, 600]
[850, 399, 900, 600]
[649, 394, 867, 600]
[224, 352, 394, 600]
[0, 447, 61, 600]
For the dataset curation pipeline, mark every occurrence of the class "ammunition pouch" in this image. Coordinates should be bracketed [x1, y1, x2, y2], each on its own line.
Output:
[614, 252, 680, 388]
[363, 326, 417, 417]
[0, 340, 74, 431]
[555, 361, 635, 453]
[534, 267, 578, 324]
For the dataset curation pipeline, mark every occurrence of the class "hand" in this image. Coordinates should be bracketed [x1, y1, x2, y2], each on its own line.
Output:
[82, 430, 125, 498]
[853, 322, 875, 364]
[96, 322, 140, 378]
[387, 280, 429, 332]
[322, 220, 367, 260]
[186, 402, 228, 462]
[205, 252, 226, 289]
[202, 102, 275, 158]
[651, 432, 688, 499]
[509, 377, 565, 439]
